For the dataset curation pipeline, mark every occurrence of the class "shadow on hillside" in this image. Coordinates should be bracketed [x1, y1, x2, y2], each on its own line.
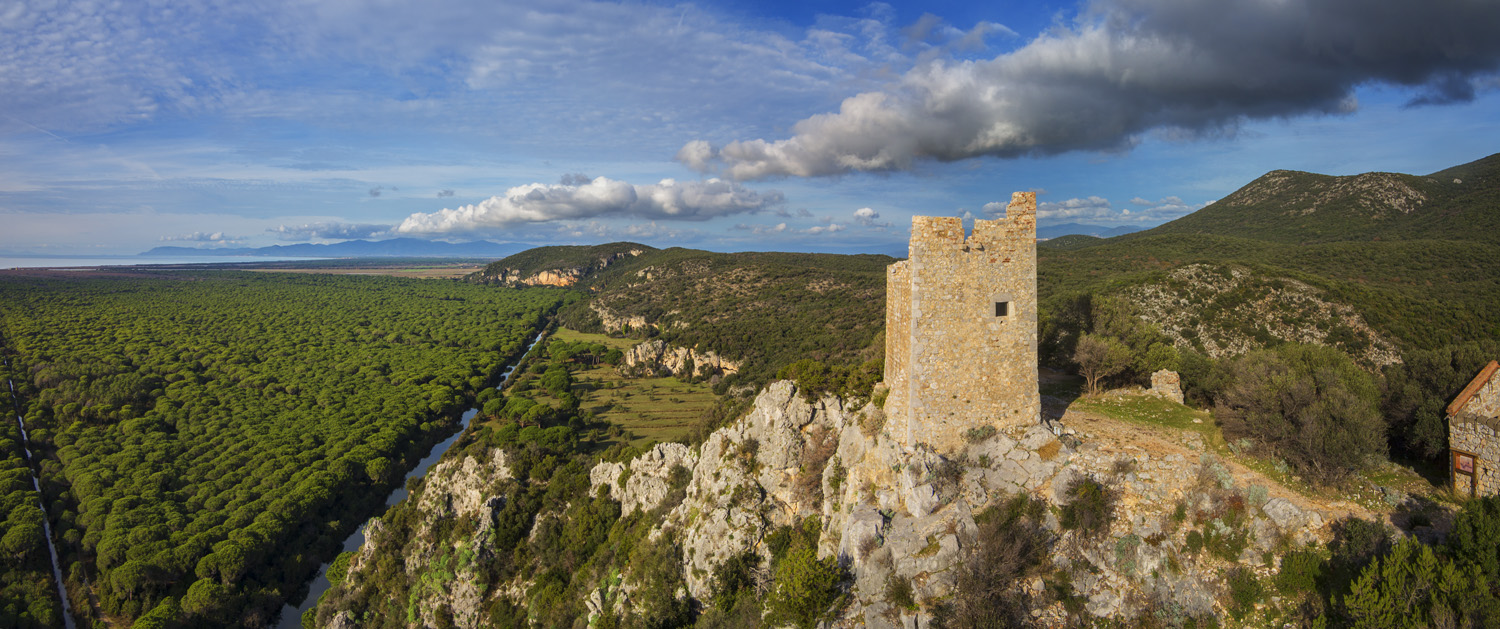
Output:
[1039, 367, 1083, 421]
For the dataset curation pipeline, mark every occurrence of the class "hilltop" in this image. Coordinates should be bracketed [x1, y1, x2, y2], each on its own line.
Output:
[1039, 153, 1500, 364]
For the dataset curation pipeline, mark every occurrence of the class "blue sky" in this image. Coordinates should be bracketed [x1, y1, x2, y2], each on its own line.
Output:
[2, 0, 1497, 256]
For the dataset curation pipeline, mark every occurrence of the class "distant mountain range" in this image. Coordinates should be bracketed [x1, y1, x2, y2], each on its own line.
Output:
[1036, 223, 1144, 240]
[140, 238, 529, 258]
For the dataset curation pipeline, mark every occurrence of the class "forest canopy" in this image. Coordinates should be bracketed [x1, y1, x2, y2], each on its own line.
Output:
[0, 271, 565, 626]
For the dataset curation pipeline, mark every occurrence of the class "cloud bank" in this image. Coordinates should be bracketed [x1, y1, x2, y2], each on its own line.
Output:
[682, 0, 1500, 180]
[268, 222, 391, 241]
[396, 177, 783, 235]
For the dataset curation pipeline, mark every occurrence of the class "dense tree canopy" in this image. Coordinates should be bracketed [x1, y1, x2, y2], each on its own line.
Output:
[0, 272, 564, 626]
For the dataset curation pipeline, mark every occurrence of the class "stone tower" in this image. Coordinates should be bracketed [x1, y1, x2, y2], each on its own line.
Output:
[883, 191, 1039, 452]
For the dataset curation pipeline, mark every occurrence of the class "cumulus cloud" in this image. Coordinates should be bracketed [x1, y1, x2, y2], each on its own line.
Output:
[267, 222, 391, 241]
[1036, 196, 1114, 221]
[683, 0, 1500, 180]
[396, 176, 783, 234]
[853, 207, 889, 227]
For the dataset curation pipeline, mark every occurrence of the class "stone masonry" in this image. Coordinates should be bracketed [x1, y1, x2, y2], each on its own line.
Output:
[1449, 360, 1500, 497]
[884, 191, 1039, 452]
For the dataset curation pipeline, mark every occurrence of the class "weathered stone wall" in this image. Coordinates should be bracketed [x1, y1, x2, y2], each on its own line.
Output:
[883, 262, 912, 418]
[1468, 373, 1500, 418]
[1450, 418, 1500, 497]
[885, 191, 1040, 452]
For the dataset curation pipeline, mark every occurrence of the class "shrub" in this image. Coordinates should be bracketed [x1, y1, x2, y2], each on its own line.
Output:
[885, 573, 916, 610]
[1224, 566, 1263, 621]
[962, 425, 998, 444]
[1448, 495, 1500, 584]
[765, 548, 844, 629]
[1213, 344, 1385, 485]
[1275, 548, 1323, 595]
[1344, 537, 1500, 628]
[1059, 476, 1117, 536]
[936, 493, 1050, 628]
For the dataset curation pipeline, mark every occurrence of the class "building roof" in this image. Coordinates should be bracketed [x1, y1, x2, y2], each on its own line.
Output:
[1449, 360, 1500, 418]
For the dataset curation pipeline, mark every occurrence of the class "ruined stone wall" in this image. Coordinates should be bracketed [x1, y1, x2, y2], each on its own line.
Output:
[885, 191, 1039, 452]
[884, 261, 912, 421]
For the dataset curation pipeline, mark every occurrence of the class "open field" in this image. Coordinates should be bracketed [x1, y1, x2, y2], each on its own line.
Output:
[498, 328, 720, 448]
[248, 265, 484, 278]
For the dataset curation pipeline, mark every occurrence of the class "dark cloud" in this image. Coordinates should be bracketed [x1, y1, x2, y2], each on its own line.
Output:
[268, 222, 391, 241]
[436, 189, 455, 197]
[368, 187, 383, 197]
[682, 0, 1500, 180]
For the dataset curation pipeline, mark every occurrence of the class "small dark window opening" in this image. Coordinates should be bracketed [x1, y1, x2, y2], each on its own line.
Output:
[995, 301, 1009, 317]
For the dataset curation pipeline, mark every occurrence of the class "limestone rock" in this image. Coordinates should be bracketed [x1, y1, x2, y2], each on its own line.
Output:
[623, 339, 740, 378]
[1150, 370, 1185, 404]
[590, 442, 698, 515]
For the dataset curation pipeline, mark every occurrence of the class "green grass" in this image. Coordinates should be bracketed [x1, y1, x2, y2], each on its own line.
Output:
[553, 328, 720, 447]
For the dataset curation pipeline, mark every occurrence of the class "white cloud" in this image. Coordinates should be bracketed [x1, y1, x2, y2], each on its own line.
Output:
[853, 207, 888, 227]
[1037, 196, 1114, 220]
[684, 0, 1500, 180]
[396, 177, 783, 235]
[267, 222, 391, 241]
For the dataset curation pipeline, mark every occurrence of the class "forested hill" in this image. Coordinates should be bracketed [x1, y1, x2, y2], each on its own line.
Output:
[469, 242, 658, 286]
[1039, 150, 1500, 354]
[556, 247, 893, 389]
[1123, 152, 1500, 244]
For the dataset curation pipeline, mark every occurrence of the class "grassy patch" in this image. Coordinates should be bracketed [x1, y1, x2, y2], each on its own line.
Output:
[553, 328, 720, 447]
[1073, 394, 1224, 448]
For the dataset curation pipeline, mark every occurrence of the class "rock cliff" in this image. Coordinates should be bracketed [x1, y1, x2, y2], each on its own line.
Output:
[621, 339, 740, 379]
[320, 381, 1353, 628]
[584, 381, 1344, 627]
[479, 248, 646, 287]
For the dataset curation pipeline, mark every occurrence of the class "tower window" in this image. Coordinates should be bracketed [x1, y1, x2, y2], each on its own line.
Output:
[995, 301, 1009, 317]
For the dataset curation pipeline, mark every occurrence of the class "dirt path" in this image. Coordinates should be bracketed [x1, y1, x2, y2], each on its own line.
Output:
[1059, 404, 1383, 534]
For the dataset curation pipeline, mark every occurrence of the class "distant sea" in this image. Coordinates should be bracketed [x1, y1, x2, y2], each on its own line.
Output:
[0, 255, 325, 270]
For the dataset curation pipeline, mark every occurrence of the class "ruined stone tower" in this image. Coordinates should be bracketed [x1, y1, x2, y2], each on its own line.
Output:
[883, 191, 1039, 453]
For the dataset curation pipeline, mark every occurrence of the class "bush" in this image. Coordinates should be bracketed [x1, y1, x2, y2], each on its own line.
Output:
[1449, 495, 1500, 584]
[935, 493, 1050, 627]
[885, 573, 916, 610]
[1214, 344, 1385, 484]
[764, 548, 844, 629]
[1275, 548, 1323, 595]
[1059, 476, 1117, 536]
[1224, 566, 1263, 621]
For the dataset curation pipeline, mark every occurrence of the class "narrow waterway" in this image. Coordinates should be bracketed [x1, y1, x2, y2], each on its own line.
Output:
[3, 357, 77, 629]
[275, 330, 547, 628]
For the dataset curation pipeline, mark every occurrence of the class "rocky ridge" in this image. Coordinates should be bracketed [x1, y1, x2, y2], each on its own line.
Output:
[1125, 263, 1401, 366]
[586, 381, 1347, 626]
[621, 339, 741, 379]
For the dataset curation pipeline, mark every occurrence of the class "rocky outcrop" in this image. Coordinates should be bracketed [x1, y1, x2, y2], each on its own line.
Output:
[586, 380, 1341, 627]
[1149, 369, 1184, 404]
[621, 339, 740, 379]
[482, 248, 646, 287]
[590, 442, 697, 514]
[1125, 264, 1401, 366]
[590, 302, 654, 334]
[322, 450, 515, 629]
